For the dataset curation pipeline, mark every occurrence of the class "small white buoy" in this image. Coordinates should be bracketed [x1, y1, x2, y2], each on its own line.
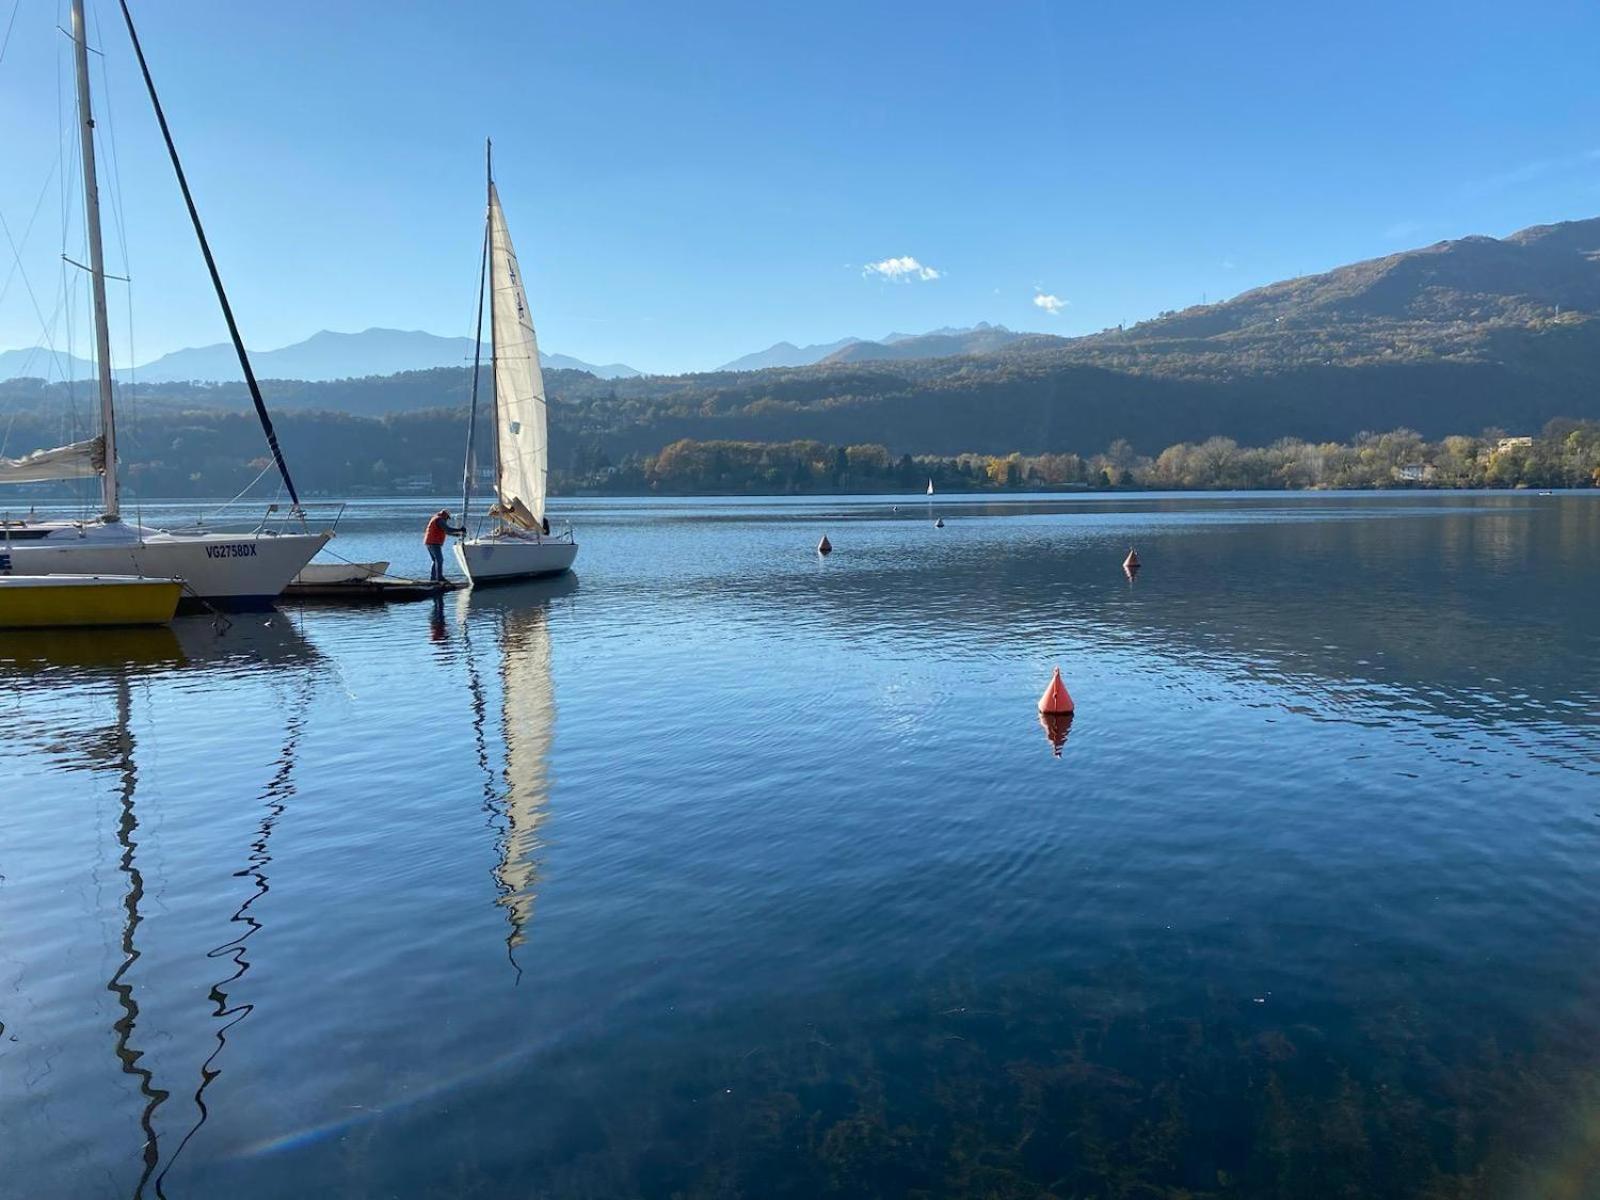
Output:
[1122, 546, 1141, 571]
[817, 534, 832, 555]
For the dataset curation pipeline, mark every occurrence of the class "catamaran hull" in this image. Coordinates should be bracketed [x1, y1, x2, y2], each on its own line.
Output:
[0, 530, 331, 609]
[454, 537, 577, 586]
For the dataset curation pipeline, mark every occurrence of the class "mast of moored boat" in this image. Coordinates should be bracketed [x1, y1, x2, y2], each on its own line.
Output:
[486, 140, 503, 511]
[70, 0, 120, 521]
[461, 141, 493, 530]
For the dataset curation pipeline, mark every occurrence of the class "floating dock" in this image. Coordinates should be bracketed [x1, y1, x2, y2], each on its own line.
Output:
[279, 575, 462, 604]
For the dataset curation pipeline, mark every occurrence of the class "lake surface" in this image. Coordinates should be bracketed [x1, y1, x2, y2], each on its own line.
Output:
[3, 492, 1598, 1199]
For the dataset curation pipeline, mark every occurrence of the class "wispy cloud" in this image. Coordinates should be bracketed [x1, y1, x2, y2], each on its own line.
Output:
[1220, 258, 1236, 271]
[864, 255, 941, 282]
[1033, 291, 1067, 316]
[1466, 148, 1600, 195]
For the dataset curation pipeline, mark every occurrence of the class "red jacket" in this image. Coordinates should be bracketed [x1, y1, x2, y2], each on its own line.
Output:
[424, 514, 459, 545]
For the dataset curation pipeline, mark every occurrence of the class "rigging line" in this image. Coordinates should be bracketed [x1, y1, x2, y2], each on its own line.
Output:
[0, 207, 77, 382]
[90, 0, 133, 277]
[461, 191, 491, 527]
[0, 0, 19, 70]
[114, 0, 303, 511]
[191, 458, 274, 527]
[13, 283, 74, 384]
[90, 0, 138, 433]
[0, 158, 64, 316]
[154, 664, 312, 1198]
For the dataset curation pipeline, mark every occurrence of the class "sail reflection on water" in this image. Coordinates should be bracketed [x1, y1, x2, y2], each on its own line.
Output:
[497, 601, 555, 946]
[459, 578, 574, 952]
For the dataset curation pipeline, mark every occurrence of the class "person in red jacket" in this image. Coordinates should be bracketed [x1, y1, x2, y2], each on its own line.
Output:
[423, 509, 463, 583]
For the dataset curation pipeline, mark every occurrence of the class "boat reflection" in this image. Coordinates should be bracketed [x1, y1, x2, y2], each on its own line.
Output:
[30, 618, 325, 1196]
[0, 625, 185, 674]
[0, 613, 318, 679]
[457, 576, 578, 961]
[103, 672, 169, 1200]
[155, 664, 316, 1194]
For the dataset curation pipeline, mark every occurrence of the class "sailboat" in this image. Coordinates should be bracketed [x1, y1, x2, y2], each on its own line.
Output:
[0, 1, 329, 608]
[454, 144, 579, 585]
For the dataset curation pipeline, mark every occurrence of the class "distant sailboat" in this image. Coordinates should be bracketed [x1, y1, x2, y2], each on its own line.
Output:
[455, 143, 578, 585]
[927, 479, 935, 496]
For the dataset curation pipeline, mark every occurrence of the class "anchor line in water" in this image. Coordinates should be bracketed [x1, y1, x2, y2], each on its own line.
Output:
[154, 667, 314, 1196]
[105, 674, 169, 1200]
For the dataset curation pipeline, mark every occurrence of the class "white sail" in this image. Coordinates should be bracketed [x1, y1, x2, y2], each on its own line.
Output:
[487, 184, 548, 529]
[0, 437, 104, 484]
[927, 479, 934, 495]
[496, 602, 555, 945]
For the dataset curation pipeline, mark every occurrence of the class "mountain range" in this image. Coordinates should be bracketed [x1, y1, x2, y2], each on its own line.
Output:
[5, 217, 1600, 467]
[715, 324, 1025, 371]
[0, 328, 642, 384]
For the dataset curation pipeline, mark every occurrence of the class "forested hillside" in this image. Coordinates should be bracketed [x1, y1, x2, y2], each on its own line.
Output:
[3, 217, 1598, 494]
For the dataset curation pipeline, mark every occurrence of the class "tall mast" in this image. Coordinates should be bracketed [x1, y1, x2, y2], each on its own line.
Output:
[487, 140, 502, 502]
[71, 0, 120, 520]
[460, 141, 491, 527]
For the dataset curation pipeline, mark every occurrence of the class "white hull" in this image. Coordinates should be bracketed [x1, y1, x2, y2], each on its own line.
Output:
[293, 560, 389, 585]
[0, 522, 330, 609]
[454, 535, 577, 585]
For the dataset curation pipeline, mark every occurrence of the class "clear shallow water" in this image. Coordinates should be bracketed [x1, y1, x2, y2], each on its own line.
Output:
[2, 491, 1598, 1199]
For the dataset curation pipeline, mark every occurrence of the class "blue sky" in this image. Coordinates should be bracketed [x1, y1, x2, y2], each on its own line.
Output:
[2, 0, 1598, 375]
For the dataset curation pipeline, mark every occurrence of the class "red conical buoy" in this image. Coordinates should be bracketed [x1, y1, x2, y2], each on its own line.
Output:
[1038, 666, 1074, 715]
[1122, 546, 1140, 571]
[817, 534, 832, 555]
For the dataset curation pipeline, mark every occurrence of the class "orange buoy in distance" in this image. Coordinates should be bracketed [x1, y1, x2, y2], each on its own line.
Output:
[1123, 546, 1141, 571]
[817, 534, 832, 555]
[1038, 666, 1074, 715]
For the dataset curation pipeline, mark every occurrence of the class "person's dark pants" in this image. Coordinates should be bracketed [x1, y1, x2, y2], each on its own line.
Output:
[427, 543, 445, 583]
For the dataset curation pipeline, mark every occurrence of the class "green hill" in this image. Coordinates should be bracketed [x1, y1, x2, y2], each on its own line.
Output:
[4, 217, 1599, 492]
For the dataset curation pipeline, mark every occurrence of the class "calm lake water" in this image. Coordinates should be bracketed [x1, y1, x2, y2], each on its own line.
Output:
[3, 492, 1598, 1199]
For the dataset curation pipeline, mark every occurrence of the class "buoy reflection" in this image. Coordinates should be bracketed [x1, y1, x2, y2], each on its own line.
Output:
[1040, 710, 1074, 756]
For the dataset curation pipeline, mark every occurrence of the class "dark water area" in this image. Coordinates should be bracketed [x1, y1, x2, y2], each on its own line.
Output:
[2, 492, 1597, 1199]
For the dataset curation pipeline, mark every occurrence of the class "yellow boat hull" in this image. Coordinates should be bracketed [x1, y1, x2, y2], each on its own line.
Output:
[0, 577, 182, 628]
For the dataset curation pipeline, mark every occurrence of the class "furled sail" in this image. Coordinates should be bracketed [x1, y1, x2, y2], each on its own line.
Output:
[487, 184, 548, 529]
[0, 436, 104, 484]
